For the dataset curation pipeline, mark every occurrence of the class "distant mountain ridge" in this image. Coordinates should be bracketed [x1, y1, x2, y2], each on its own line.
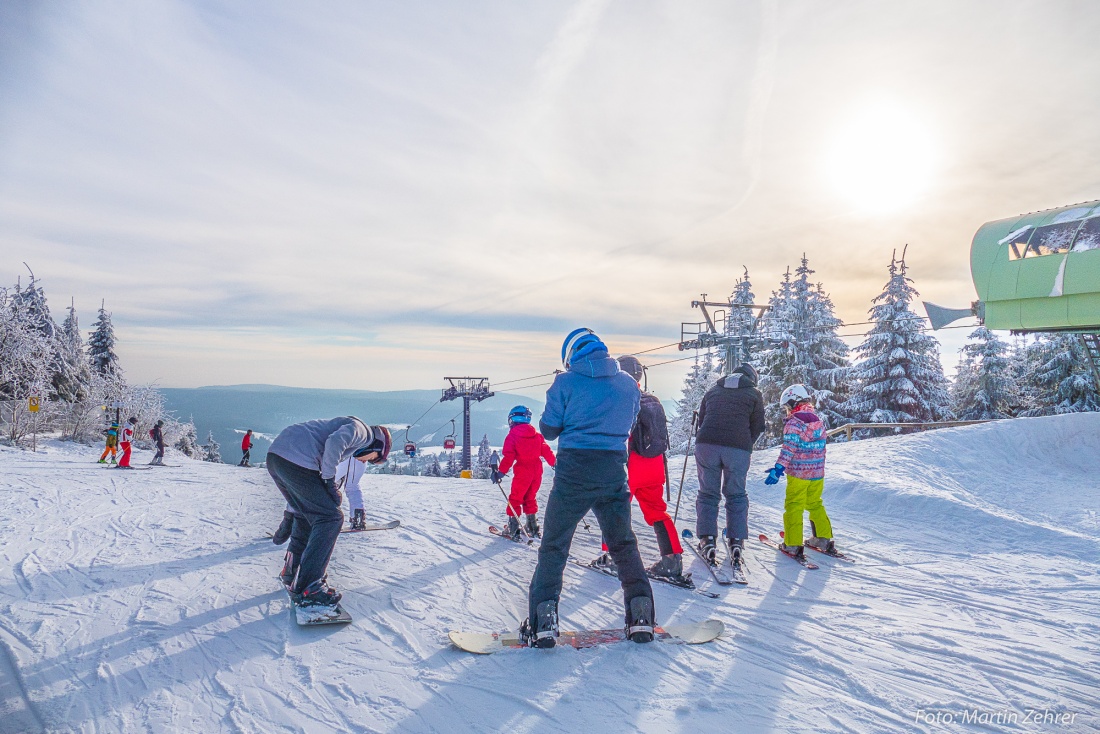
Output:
[161, 384, 543, 463]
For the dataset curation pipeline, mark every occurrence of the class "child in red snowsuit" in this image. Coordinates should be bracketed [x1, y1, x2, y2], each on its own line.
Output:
[497, 406, 555, 539]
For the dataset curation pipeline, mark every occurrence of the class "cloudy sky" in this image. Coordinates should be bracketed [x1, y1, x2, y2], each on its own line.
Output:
[2, 1, 1099, 401]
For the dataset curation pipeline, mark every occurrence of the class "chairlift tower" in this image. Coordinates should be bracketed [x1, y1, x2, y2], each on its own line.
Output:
[678, 296, 775, 373]
[440, 377, 494, 471]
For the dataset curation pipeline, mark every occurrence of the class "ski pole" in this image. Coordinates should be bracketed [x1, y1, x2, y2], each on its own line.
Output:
[490, 458, 531, 541]
[672, 411, 698, 525]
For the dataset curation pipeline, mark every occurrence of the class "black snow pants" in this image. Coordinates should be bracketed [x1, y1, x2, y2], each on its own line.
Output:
[266, 452, 343, 592]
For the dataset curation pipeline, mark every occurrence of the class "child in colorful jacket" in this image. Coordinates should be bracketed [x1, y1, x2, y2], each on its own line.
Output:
[98, 423, 119, 464]
[495, 405, 556, 539]
[764, 384, 835, 560]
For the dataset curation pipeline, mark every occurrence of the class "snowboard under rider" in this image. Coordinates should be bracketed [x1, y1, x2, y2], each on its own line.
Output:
[693, 363, 765, 569]
[98, 422, 119, 464]
[267, 417, 391, 607]
[493, 405, 555, 540]
[765, 384, 835, 560]
[591, 355, 687, 583]
[523, 328, 655, 648]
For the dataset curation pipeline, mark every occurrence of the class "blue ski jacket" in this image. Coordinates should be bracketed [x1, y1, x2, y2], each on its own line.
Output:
[539, 348, 640, 452]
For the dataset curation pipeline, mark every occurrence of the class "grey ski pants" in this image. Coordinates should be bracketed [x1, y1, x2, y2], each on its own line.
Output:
[694, 442, 751, 542]
[267, 452, 343, 592]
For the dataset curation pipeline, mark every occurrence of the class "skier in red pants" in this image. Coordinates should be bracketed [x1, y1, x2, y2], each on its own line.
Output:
[493, 405, 556, 540]
[592, 356, 686, 583]
[115, 417, 137, 469]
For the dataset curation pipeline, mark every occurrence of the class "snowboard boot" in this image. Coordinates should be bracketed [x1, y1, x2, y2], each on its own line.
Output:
[521, 599, 559, 648]
[296, 578, 342, 607]
[524, 514, 541, 539]
[647, 553, 685, 580]
[506, 515, 522, 541]
[272, 510, 295, 546]
[697, 535, 717, 566]
[779, 543, 806, 560]
[806, 536, 836, 554]
[626, 596, 655, 644]
[350, 509, 366, 530]
[591, 551, 618, 575]
[279, 551, 299, 588]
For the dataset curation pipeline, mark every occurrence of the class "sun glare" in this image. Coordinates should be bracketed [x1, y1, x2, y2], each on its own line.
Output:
[824, 102, 937, 215]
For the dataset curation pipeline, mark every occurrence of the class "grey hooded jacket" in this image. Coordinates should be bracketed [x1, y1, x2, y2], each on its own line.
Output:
[268, 416, 377, 479]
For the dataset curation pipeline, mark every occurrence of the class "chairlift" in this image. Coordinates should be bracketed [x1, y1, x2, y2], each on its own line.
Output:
[404, 441, 417, 457]
[443, 420, 457, 450]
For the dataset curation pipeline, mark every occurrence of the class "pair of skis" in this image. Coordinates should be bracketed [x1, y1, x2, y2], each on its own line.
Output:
[756, 532, 855, 569]
[681, 529, 749, 585]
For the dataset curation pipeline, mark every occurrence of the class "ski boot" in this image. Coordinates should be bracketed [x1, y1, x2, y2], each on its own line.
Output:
[524, 514, 541, 539]
[279, 551, 299, 588]
[779, 543, 806, 560]
[626, 596, 655, 644]
[520, 599, 559, 648]
[272, 510, 295, 546]
[647, 553, 687, 582]
[806, 536, 836, 554]
[506, 515, 522, 541]
[97, 458, 107, 464]
[697, 535, 717, 566]
[726, 536, 744, 568]
[350, 509, 366, 530]
[296, 578, 342, 607]
[591, 551, 618, 575]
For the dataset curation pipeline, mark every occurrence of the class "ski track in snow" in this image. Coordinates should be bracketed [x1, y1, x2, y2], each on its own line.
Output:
[0, 414, 1097, 732]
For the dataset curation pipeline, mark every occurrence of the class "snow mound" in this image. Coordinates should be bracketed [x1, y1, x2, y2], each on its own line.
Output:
[0, 415, 1096, 732]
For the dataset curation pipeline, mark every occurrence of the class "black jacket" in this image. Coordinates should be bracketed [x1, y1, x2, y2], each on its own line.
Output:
[695, 373, 765, 451]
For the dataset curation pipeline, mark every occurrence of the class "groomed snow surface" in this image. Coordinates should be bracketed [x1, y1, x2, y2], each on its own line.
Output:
[1, 414, 1097, 733]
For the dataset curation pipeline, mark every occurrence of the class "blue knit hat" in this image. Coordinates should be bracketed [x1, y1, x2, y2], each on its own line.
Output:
[561, 328, 606, 367]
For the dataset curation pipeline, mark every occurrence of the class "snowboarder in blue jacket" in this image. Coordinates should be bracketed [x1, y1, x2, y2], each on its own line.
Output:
[522, 328, 656, 648]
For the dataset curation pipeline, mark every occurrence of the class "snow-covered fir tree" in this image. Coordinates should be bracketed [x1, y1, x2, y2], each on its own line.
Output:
[88, 302, 120, 377]
[952, 327, 1016, 419]
[724, 268, 757, 369]
[841, 249, 951, 425]
[444, 452, 459, 477]
[757, 256, 851, 442]
[1020, 333, 1099, 415]
[202, 431, 222, 463]
[668, 350, 721, 453]
[56, 301, 92, 402]
[475, 434, 492, 478]
[428, 455, 442, 477]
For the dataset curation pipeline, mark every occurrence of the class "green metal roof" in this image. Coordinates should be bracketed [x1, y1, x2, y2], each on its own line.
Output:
[971, 200, 1100, 331]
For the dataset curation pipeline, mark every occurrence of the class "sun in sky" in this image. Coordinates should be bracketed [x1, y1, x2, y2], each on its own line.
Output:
[824, 100, 938, 215]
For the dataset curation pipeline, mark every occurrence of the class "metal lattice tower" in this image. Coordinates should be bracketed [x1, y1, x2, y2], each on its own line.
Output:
[440, 377, 494, 471]
[678, 298, 775, 373]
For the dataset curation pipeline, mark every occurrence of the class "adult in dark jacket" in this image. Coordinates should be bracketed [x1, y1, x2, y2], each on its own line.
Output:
[149, 420, 166, 465]
[523, 328, 655, 648]
[693, 363, 765, 566]
[267, 417, 391, 606]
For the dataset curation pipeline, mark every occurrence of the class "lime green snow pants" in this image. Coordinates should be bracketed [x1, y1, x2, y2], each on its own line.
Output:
[782, 476, 832, 546]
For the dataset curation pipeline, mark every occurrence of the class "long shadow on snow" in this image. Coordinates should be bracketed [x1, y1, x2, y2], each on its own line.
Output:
[0, 540, 274, 605]
[16, 590, 286, 729]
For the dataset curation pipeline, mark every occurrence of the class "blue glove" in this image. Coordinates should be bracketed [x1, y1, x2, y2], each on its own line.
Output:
[491, 469, 504, 483]
[764, 463, 785, 485]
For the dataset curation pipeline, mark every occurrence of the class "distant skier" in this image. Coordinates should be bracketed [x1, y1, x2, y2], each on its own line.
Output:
[98, 421, 119, 464]
[492, 405, 555, 540]
[116, 417, 137, 468]
[523, 328, 655, 648]
[765, 384, 835, 559]
[240, 429, 254, 467]
[149, 420, 166, 465]
[591, 356, 686, 583]
[339, 455, 369, 529]
[267, 417, 391, 607]
[693, 363, 765, 568]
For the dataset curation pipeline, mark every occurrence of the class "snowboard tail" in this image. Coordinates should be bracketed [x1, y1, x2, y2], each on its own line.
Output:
[449, 619, 724, 654]
[341, 519, 401, 534]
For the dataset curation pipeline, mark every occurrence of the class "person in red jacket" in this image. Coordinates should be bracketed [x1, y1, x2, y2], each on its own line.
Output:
[240, 429, 254, 467]
[115, 417, 137, 468]
[591, 356, 686, 582]
[493, 405, 556, 540]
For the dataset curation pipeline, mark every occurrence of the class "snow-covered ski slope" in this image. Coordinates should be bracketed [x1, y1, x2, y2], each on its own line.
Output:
[0, 414, 1096, 733]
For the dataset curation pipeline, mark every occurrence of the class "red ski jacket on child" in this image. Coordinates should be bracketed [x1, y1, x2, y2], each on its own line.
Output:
[498, 423, 555, 474]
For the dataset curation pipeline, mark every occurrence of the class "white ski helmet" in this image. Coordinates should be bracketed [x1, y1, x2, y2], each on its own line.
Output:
[780, 384, 812, 409]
